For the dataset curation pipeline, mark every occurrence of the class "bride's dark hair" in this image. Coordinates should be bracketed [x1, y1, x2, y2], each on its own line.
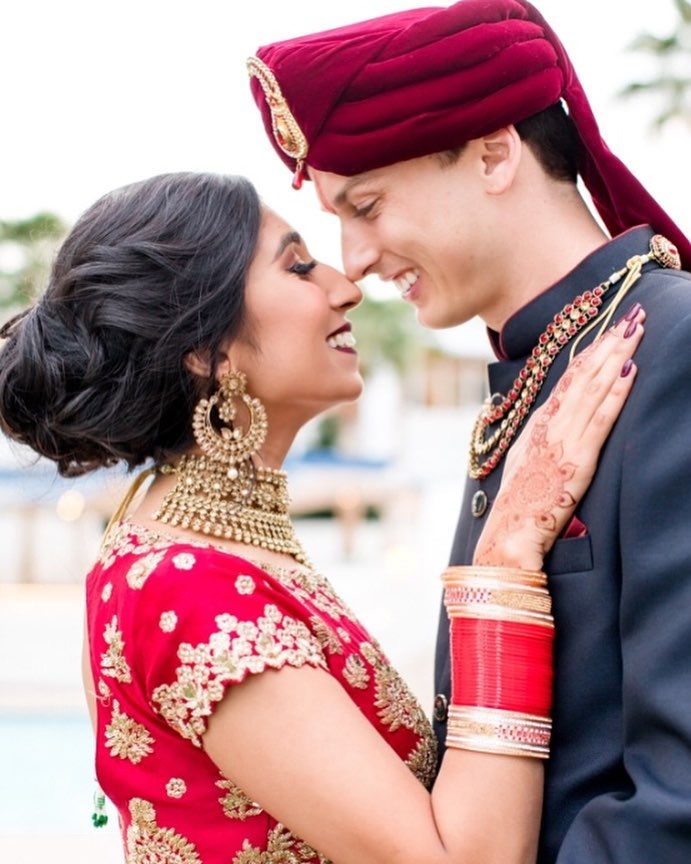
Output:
[0, 172, 261, 477]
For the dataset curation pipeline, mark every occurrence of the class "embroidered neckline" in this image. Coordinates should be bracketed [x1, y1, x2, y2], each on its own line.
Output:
[114, 518, 313, 582]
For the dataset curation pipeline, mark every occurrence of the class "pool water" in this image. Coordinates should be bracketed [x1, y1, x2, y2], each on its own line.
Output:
[0, 713, 99, 833]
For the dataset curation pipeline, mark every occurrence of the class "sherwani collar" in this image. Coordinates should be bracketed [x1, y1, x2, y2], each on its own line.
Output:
[488, 226, 655, 363]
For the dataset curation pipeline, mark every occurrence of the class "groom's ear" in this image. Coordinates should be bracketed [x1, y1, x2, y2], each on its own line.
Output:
[479, 126, 522, 195]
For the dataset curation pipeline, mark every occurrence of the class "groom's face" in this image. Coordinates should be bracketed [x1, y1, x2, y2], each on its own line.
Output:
[308, 145, 509, 332]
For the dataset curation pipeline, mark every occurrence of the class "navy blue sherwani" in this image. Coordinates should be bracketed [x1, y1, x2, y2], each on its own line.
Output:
[434, 226, 691, 863]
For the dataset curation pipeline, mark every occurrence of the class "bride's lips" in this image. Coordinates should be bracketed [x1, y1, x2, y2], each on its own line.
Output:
[326, 323, 357, 352]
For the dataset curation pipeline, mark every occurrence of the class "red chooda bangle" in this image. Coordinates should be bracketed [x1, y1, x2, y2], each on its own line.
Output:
[441, 566, 554, 758]
[449, 617, 553, 717]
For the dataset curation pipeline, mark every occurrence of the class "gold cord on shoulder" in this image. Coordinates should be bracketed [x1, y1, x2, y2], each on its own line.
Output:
[99, 466, 156, 552]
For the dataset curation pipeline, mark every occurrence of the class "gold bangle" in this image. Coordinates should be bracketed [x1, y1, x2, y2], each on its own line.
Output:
[442, 566, 553, 627]
[445, 704, 551, 759]
[442, 565, 547, 588]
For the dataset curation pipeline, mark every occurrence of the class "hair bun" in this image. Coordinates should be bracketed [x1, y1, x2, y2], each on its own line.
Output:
[0, 172, 262, 477]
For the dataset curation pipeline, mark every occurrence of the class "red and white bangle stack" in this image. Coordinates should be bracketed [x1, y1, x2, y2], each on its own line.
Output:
[442, 565, 554, 759]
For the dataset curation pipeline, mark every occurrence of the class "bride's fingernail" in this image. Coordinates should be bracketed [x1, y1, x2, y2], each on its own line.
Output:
[621, 359, 634, 377]
[624, 320, 638, 338]
[624, 302, 642, 322]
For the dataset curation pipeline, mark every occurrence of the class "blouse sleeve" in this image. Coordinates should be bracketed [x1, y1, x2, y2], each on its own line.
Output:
[135, 546, 328, 747]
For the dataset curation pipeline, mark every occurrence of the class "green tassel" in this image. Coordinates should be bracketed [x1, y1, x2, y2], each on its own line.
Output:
[91, 787, 108, 828]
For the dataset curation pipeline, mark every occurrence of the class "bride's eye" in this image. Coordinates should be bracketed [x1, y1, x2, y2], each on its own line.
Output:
[289, 260, 317, 276]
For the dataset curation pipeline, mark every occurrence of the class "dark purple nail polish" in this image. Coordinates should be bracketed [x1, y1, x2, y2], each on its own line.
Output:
[624, 302, 642, 323]
[624, 320, 638, 339]
[621, 359, 634, 377]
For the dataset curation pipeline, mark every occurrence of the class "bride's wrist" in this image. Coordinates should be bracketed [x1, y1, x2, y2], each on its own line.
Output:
[473, 535, 545, 573]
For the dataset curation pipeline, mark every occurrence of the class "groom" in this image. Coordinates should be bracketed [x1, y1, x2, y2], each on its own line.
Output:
[247, 1, 691, 861]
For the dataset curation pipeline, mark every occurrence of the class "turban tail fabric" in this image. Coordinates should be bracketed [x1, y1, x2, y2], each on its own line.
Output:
[249, 0, 690, 269]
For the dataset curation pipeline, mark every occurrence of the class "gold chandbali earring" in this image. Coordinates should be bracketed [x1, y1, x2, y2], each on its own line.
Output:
[153, 370, 310, 565]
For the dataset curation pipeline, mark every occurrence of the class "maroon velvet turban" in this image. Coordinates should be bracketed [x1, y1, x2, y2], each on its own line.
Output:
[248, 0, 690, 268]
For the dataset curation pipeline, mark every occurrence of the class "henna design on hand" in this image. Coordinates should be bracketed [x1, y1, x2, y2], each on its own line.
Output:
[475, 307, 645, 569]
[475, 391, 580, 567]
[493, 401, 576, 532]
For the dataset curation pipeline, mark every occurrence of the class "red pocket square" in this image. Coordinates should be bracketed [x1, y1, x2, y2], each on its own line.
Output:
[561, 515, 588, 539]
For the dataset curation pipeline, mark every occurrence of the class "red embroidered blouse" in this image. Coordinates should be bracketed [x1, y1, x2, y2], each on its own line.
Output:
[85, 521, 437, 863]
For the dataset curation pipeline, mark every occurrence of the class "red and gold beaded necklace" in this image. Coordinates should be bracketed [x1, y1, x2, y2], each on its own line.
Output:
[469, 235, 681, 480]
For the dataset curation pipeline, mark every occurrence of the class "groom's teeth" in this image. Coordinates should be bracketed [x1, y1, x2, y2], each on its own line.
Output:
[393, 270, 419, 297]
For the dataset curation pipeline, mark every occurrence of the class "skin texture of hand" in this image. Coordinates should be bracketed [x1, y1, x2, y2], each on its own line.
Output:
[474, 308, 646, 571]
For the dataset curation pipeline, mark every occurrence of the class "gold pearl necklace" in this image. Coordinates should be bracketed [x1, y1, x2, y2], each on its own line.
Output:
[153, 455, 310, 566]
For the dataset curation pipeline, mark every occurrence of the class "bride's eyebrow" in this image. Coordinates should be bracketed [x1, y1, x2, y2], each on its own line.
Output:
[272, 231, 303, 262]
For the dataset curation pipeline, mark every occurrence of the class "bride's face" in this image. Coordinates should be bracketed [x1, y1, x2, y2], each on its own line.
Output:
[228, 207, 363, 426]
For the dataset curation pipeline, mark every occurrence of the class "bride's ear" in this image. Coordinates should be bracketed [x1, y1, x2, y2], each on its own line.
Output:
[184, 350, 213, 378]
[184, 339, 233, 382]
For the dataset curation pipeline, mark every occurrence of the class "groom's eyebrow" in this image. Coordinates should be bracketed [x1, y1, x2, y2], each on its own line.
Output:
[313, 171, 376, 213]
[333, 174, 375, 208]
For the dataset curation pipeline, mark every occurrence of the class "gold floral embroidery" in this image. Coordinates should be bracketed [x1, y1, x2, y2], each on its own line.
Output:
[166, 778, 187, 799]
[152, 604, 327, 746]
[372, 664, 422, 732]
[359, 639, 386, 663]
[261, 566, 355, 623]
[97, 679, 111, 704]
[342, 655, 369, 690]
[235, 574, 256, 595]
[96, 519, 437, 801]
[102, 521, 351, 620]
[126, 551, 166, 590]
[336, 627, 351, 644]
[105, 700, 154, 764]
[216, 778, 263, 820]
[215, 613, 235, 632]
[101, 615, 132, 683]
[99, 520, 171, 571]
[357, 641, 437, 788]
[101, 582, 113, 602]
[360, 642, 423, 733]
[126, 798, 200, 863]
[172, 552, 196, 570]
[309, 617, 343, 655]
[405, 736, 438, 791]
[159, 611, 178, 633]
[232, 822, 329, 863]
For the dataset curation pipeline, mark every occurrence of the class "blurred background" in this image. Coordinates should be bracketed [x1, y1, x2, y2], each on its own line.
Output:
[1, 0, 689, 860]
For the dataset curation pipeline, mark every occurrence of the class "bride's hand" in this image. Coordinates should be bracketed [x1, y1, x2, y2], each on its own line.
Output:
[474, 306, 645, 571]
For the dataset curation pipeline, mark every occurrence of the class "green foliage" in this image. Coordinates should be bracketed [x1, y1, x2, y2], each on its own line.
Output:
[0, 212, 67, 308]
[349, 292, 423, 375]
[315, 413, 341, 449]
[619, 0, 691, 129]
